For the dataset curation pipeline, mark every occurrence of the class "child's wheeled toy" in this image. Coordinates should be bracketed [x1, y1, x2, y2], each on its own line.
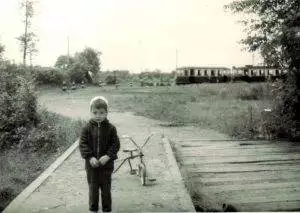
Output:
[113, 133, 156, 186]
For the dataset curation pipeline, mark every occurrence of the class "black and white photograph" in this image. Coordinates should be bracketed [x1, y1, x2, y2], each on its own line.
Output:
[0, 0, 299, 212]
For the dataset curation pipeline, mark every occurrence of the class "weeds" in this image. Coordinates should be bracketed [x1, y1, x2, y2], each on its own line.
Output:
[0, 107, 85, 210]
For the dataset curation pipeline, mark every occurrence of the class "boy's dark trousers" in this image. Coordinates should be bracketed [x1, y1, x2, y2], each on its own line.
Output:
[86, 167, 113, 212]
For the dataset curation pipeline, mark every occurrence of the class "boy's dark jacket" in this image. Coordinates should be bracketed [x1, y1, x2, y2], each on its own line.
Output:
[79, 118, 120, 170]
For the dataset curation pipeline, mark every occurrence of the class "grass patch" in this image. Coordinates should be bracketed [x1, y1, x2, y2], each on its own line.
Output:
[41, 82, 272, 140]
[102, 83, 272, 139]
[0, 108, 85, 211]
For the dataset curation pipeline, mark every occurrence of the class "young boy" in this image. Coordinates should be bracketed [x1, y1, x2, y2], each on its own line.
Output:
[79, 96, 120, 213]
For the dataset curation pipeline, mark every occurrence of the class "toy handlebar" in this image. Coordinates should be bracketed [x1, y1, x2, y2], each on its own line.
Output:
[121, 133, 157, 152]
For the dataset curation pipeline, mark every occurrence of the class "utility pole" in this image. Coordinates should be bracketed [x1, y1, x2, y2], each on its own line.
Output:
[139, 40, 143, 73]
[67, 36, 70, 66]
[176, 48, 178, 71]
[175, 48, 178, 80]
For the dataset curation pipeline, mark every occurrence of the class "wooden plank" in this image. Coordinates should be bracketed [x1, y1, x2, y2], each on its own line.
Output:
[212, 187, 299, 203]
[179, 141, 297, 148]
[187, 170, 300, 182]
[178, 148, 299, 156]
[192, 186, 300, 210]
[180, 154, 300, 164]
[180, 145, 300, 153]
[186, 164, 300, 173]
[182, 159, 300, 166]
[199, 177, 300, 187]
[178, 140, 299, 146]
[236, 200, 300, 211]
[174, 139, 270, 143]
[199, 181, 300, 192]
[179, 152, 300, 157]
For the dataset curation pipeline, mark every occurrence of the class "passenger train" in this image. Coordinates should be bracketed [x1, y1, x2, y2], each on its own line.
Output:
[175, 65, 287, 84]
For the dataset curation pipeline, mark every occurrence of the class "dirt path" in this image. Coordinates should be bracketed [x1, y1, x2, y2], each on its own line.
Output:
[5, 91, 227, 212]
[33, 89, 299, 212]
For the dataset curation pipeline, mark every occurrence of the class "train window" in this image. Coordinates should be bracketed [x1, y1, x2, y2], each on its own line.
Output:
[198, 70, 201, 76]
[190, 69, 195, 76]
[218, 70, 220, 76]
[251, 70, 254, 76]
[184, 70, 188, 76]
[204, 70, 207, 76]
[276, 70, 279, 75]
[259, 70, 262, 76]
[211, 70, 215, 77]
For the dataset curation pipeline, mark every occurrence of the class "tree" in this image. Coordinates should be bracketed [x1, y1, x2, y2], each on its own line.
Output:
[55, 55, 75, 70]
[77, 47, 101, 76]
[17, 0, 37, 66]
[73, 47, 101, 83]
[225, 0, 299, 68]
[28, 37, 38, 66]
[0, 43, 4, 61]
[67, 61, 88, 84]
[225, 0, 300, 140]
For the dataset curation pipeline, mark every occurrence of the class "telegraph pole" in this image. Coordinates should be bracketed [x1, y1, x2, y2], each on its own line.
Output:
[176, 48, 178, 70]
[175, 48, 178, 79]
[67, 36, 70, 66]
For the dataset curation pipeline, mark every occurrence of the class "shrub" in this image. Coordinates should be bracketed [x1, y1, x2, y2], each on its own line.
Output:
[237, 84, 264, 100]
[260, 73, 299, 140]
[17, 108, 86, 153]
[0, 65, 38, 149]
[227, 105, 260, 139]
[33, 67, 65, 86]
[67, 61, 89, 83]
[105, 75, 116, 85]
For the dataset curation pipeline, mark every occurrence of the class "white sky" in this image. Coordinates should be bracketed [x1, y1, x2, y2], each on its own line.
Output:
[0, 0, 262, 73]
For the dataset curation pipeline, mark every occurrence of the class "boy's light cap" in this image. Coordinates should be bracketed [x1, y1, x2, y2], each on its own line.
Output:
[90, 96, 108, 107]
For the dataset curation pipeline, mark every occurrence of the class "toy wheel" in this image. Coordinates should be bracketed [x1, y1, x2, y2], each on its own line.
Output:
[139, 163, 146, 186]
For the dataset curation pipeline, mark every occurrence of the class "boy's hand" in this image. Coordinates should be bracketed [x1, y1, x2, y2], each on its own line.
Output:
[89, 157, 99, 168]
[98, 155, 110, 165]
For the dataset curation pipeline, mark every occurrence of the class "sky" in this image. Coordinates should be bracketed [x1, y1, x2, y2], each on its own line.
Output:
[0, 0, 262, 73]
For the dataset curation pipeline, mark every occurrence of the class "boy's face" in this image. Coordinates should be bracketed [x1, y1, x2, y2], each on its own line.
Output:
[91, 107, 107, 122]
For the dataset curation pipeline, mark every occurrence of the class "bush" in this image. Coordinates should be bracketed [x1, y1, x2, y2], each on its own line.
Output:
[227, 105, 261, 139]
[261, 73, 299, 140]
[105, 75, 116, 85]
[19, 108, 86, 153]
[33, 67, 65, 86]
[0, 65, 38, 149]
[237, 84, 264, 100]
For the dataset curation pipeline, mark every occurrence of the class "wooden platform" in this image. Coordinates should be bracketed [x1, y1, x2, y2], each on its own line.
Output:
[172, 139, 300, 211]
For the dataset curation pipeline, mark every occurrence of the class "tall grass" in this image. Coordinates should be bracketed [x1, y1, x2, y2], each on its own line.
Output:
[102, 82, 273, 139]
[0, 108, 85, 211]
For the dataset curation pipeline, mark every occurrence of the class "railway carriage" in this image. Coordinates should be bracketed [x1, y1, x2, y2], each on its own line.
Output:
[176, 66, 232, 84]
[175, 65, 286, 84]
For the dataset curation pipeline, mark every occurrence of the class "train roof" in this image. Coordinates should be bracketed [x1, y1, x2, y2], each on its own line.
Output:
[177, 66, 231, 70]
[232, 65, 281, 69]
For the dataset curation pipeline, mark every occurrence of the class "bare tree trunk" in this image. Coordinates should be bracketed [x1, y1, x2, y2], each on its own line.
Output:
[23, 0, 28, 66]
